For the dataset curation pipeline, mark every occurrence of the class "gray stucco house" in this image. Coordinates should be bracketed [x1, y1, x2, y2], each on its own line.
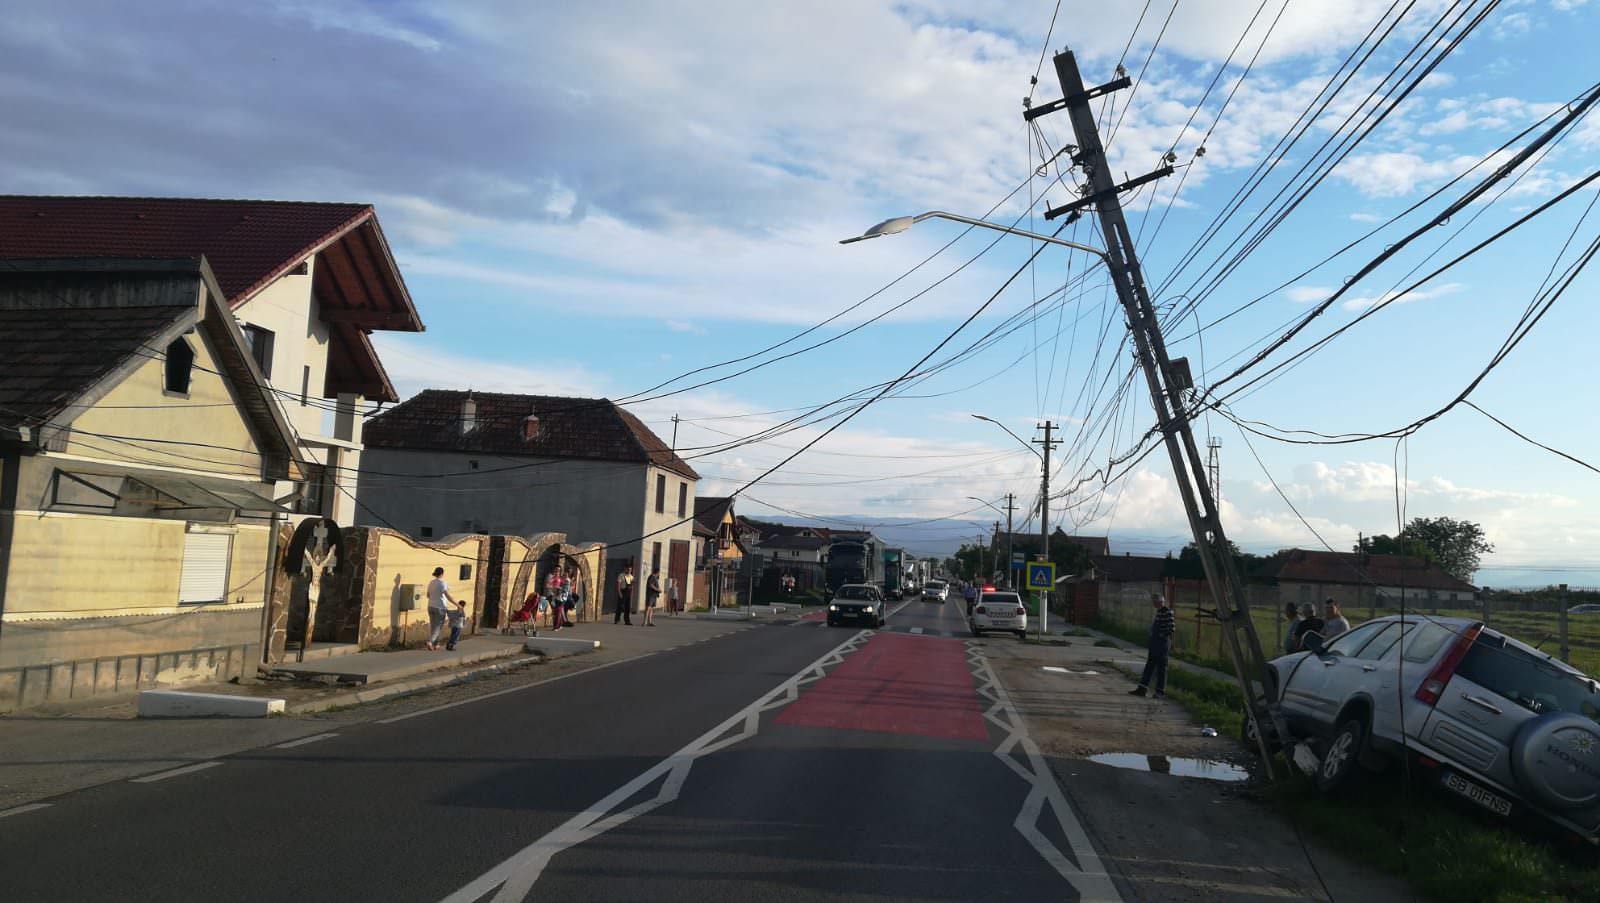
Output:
[355, 390, 700, 613]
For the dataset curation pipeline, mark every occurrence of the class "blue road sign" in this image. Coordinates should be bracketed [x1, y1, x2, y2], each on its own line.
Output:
[1025, 562, 1056, 592]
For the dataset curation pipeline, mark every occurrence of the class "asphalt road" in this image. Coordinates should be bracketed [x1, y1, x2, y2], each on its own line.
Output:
[0, 595, 1120, 902]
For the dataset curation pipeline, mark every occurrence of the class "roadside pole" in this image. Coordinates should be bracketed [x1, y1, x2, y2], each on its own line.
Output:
[1559, 583, 1570, 663]
[1035, 421, 1057, 636]
[1033, 50, 1283, 770]
[1005, 494, 1016, 591]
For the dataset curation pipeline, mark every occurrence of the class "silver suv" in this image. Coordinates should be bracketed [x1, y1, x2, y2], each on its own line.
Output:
[1261, 615, 1600, 843]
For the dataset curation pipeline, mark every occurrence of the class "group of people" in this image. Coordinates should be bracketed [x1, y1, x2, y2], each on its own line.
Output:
[1127, 593, 1356, 699]
[611, 564, 680, 627]
[1283, 599, 1351, 654]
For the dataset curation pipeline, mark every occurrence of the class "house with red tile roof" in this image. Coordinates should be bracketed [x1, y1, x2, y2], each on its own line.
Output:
[357, 390, 701, 613]
[0, 257, 306, 711]
[0, 196, 425, 525]
[1273, 549, 1479, 613]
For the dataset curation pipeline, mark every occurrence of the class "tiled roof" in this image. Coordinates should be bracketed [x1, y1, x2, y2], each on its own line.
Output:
[0, 304, 190, 430]
[994, 529, 1110, 557]
[363, 390, 699, 479]
[1091, 553, 1170, 583]
[0, 196, 369, 303]
[760, 535, 829, 551]
[741, 518, 831, 542]
[1275, 550, 1477, 592]
[694, 496, 734, 534]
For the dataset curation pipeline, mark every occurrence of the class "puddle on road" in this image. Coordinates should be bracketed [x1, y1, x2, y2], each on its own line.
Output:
[1085, 753, 1251, 782]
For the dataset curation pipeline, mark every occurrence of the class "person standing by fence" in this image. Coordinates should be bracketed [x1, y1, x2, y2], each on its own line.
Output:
[1130, 594, 1176, 699]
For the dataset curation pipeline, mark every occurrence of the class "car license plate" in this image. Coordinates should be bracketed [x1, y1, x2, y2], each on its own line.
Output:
[1442, 771, 1513, 816]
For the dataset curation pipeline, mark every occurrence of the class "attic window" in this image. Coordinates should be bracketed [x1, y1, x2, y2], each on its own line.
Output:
[164, 338, 195, 395]
[522, 414, 540, 441]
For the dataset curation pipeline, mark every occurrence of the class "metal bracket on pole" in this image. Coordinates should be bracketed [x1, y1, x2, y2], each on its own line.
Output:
[1045, 165, 1174, 220]
[1023, 75, 1131, 121]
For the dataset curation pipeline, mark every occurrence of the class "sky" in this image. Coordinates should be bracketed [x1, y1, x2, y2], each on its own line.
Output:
[3, 0, 1598, 586]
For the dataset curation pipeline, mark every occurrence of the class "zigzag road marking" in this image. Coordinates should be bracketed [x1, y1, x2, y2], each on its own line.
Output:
[440, 629, 873, 903]
[965, 641, 1124, 903]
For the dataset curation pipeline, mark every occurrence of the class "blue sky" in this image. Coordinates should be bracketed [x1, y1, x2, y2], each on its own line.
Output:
[4, 0, 1598, 585]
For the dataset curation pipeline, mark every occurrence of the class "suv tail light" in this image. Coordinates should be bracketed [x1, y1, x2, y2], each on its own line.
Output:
[1414, 623, 1481, 706]
[1016, 607, 1027, 616]
[975, 606, 987, 615]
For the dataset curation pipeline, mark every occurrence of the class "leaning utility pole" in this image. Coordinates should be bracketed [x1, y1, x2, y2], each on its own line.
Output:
[1035, 421, 1058, 635]
[1031, 50, 1283, 770]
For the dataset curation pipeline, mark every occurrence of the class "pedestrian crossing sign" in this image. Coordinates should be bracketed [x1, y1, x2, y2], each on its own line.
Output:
[1025, 562, 1056, 592]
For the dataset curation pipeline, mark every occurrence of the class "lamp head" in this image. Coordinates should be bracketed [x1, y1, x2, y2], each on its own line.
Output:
[839, 215, 918, 244]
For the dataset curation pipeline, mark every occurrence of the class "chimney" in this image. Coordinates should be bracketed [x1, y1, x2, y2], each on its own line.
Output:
[522, 414, 540, 441]
[461, 393, 477, 434]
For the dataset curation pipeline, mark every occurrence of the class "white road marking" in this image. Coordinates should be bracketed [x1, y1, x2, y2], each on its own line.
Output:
[1042, 666, 1099, 675]
[131, 761, 224, 783]
[910, 627, 925, 635]
[375, 652, 658, 725]
[272, 732, 338, 749]
[967, 642, 1124, 902]
[440, 630, 873, 903]
[0, 803, 52, 819]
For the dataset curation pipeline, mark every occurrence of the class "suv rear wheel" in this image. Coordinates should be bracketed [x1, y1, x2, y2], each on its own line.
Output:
[1316, 717, 1366, 792]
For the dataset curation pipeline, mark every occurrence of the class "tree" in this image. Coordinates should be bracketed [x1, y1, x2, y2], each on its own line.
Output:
[1401, 516, 1493, 582]
[1356, 533, 1435, 561]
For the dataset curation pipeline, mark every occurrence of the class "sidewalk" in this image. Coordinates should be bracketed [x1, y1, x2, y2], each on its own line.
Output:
[0, 614, 756, 812]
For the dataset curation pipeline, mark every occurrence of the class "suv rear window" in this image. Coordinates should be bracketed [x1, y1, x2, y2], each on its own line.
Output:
[1455, 634, 1599, 718]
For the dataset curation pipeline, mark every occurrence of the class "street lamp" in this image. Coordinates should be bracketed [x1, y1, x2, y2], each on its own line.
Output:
[845, 212, 1108, 636]
[841, 211, 1110, 264]
[970, 414, 1054, 635]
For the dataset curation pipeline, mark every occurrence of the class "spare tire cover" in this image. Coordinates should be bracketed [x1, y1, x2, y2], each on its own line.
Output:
[1511, 712, 1600, 809]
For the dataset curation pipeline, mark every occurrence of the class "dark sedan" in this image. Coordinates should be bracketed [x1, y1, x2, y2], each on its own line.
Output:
[827, 584, 886, 628]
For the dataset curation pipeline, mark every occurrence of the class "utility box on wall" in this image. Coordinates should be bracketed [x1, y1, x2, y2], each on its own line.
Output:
[397, 584, 421, 612]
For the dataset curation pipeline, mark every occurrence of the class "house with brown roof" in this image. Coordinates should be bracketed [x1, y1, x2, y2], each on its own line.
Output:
[1274, 549, 1479, 612]
[0, 196, 424, 525]
[356, 390, 701, 613]
[693, 496, 745, 608]
[0, 257, 305, 711]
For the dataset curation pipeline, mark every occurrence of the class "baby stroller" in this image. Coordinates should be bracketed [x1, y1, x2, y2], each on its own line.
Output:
[508, 593, 541, 636]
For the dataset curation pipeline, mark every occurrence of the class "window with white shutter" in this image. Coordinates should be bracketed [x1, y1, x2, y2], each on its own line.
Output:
[178, 529, 233, 604]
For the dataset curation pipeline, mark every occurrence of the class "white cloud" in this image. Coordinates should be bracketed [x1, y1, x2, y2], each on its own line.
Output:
[1340, 280, 1464, 312]
[665, 320, 707, 335]
[1494, 11, 1535, 38]
[1348, 212, 1383, 223]
[1285, 285, 1332, 303]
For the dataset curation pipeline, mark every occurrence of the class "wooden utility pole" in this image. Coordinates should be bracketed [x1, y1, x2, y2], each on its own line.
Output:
[1033, 49, 1283, 770]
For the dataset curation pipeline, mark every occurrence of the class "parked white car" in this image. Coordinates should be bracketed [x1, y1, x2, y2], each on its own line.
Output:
[1257, 614, 1600, 844]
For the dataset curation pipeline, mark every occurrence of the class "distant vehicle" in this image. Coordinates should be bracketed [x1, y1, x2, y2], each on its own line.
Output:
[826, 540, 884, 591]
[970, 591, 1027, 639]
[1257, 614, 1600, 845]
[827, 584, 886, 628]
[922, 581, 948, 602]
[1568, 604, 1600, 614]
[884, 548, 905, 600]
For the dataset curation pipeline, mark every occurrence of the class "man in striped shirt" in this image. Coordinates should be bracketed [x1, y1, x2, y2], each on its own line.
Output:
[1130, 593, 1176, 699]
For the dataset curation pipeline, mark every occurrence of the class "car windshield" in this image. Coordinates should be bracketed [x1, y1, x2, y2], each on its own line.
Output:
[1456, 634, 1598, 717]
[835, 587, 873, 600]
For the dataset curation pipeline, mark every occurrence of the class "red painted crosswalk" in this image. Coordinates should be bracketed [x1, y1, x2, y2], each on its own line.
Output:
[774, 632, 987, 740]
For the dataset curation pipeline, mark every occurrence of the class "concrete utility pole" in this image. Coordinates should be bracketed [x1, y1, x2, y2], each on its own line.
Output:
[670, 414, 680, 453]
[1005, 493, 1016, 589]
[1035, 421, 1058, 635]
[993, 521, 1002, 582]
[1033, 50, 1283, 769]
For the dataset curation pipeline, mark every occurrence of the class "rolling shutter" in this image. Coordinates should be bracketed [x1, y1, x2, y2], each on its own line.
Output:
[178, 530, 233, 603]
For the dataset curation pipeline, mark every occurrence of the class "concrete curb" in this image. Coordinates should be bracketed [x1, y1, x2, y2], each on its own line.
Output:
[286, 654, 547, 714]
[138, 690, 286, 719]
[695, 610, 755, 621]
[523, 637, 601, 654]
[268, 645, 526, 685]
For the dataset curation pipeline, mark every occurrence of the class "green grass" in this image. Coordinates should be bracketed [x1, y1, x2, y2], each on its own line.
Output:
[1151, 665, 1600, 902]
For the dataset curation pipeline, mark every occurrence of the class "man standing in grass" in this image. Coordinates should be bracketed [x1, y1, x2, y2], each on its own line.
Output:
[1130, 593, 1176, 699]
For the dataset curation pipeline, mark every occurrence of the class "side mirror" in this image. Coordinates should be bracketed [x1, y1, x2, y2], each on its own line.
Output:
[1303, 631, 1327, 655]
